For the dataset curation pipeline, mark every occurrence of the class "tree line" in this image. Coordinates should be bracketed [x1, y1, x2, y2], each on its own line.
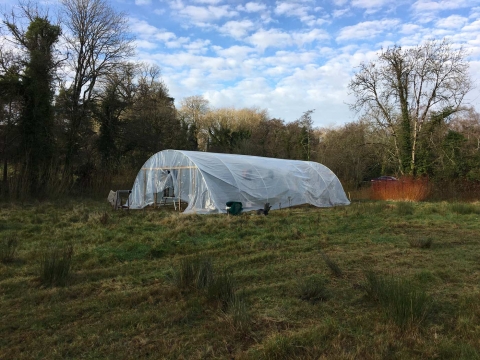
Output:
[1, 0, 479, 199]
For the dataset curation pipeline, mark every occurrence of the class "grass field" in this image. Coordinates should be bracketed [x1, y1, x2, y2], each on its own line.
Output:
[1, 200, 479, 359]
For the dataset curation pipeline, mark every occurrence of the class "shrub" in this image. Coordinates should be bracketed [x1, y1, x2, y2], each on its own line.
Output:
[409, 238, 433, 249]
[196, 258, 214, 289]
[174, 256, 242, 312]
[174, 256, 214, 290]
[298, 275, 330, 304]
[0, 236, 19, 263]
[207, 270, 237, 311]
[364, 271, 430, 329]
[40, 244, 74, 287]
[321, 252, 342, 277]
[363, 270, 384, 301]
[229, 293, 250, 331]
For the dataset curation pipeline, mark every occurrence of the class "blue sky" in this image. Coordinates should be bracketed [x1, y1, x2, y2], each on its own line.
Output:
[4, 0, 480, 126]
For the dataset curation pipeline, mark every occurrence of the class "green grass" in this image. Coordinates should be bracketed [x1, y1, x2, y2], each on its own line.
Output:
[1, 200, 480, 359]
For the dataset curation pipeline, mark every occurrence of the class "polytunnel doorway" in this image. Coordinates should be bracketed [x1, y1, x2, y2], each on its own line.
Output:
[149, 166, 198, 211]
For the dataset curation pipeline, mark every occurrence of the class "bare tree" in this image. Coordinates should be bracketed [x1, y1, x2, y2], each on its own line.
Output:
[179, 95, 209, 125]
[314, 122, 384, 187]
[61, 0, 134, 173]
[451, 107, 480, 151]
[178, 95, 209, 150]
[349, 39, 473, 175]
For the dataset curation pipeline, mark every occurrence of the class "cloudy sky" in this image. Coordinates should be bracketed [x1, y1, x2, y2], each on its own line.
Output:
[4, 0, 480, 126]
[114, 0, 480, 127]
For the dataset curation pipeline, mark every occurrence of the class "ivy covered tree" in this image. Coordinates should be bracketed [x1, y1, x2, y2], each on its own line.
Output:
[4, 11, 61, 195]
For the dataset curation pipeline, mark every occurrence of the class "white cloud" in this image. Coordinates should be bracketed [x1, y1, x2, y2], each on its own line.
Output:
[412, 0, 480, 12]
[165, 37, 190, 48]
[247, 29, 291, 50]
[135, 0, 151, 5]
[463, 19, 480, 32]
[293, 29, 330, 46]
[236, 2, 267, 12]
[213, 45, 257, 59]
[129, 18, 165, 37]
[302, 17, 330, 27]
[247, 28, 329, 51]
[262, 50, 319, 67]
[193, 0, 223, 4]
[129, 18, 189, 47]
[264, 66, 289, 76]
[183, 39, 211, 53]
[470, 7, 480, 19]
[219, 20, 255, 39]
[333, 8, 351, 18]
[400, 23, 423, 34]
[169, 1, 238, 26]
[203, 77, 272, 108]
[157, 53, 228, 73]
[435, 15, 468, 29]
[134, 39, 158, 49]
[351, 0, 396, 14]
[184, 5, 236, 22]
[275, 2, 310, 18]
[155, 31, 178, 42]
[201, 61, 356, 125]
[332, 7, 353, 18]
[129, 19, 180, 43]
[336, 19, 401, 42]
[352, 0, 392, 8]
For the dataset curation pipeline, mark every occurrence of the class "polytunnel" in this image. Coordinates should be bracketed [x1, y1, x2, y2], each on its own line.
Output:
[128, 150, 350, 214]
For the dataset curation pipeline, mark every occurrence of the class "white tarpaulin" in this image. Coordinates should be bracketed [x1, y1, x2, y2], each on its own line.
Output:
[129, 150, 350, 214]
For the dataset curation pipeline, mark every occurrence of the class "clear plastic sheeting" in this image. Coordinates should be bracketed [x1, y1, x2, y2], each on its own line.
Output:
[128, 150, 350, 214]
